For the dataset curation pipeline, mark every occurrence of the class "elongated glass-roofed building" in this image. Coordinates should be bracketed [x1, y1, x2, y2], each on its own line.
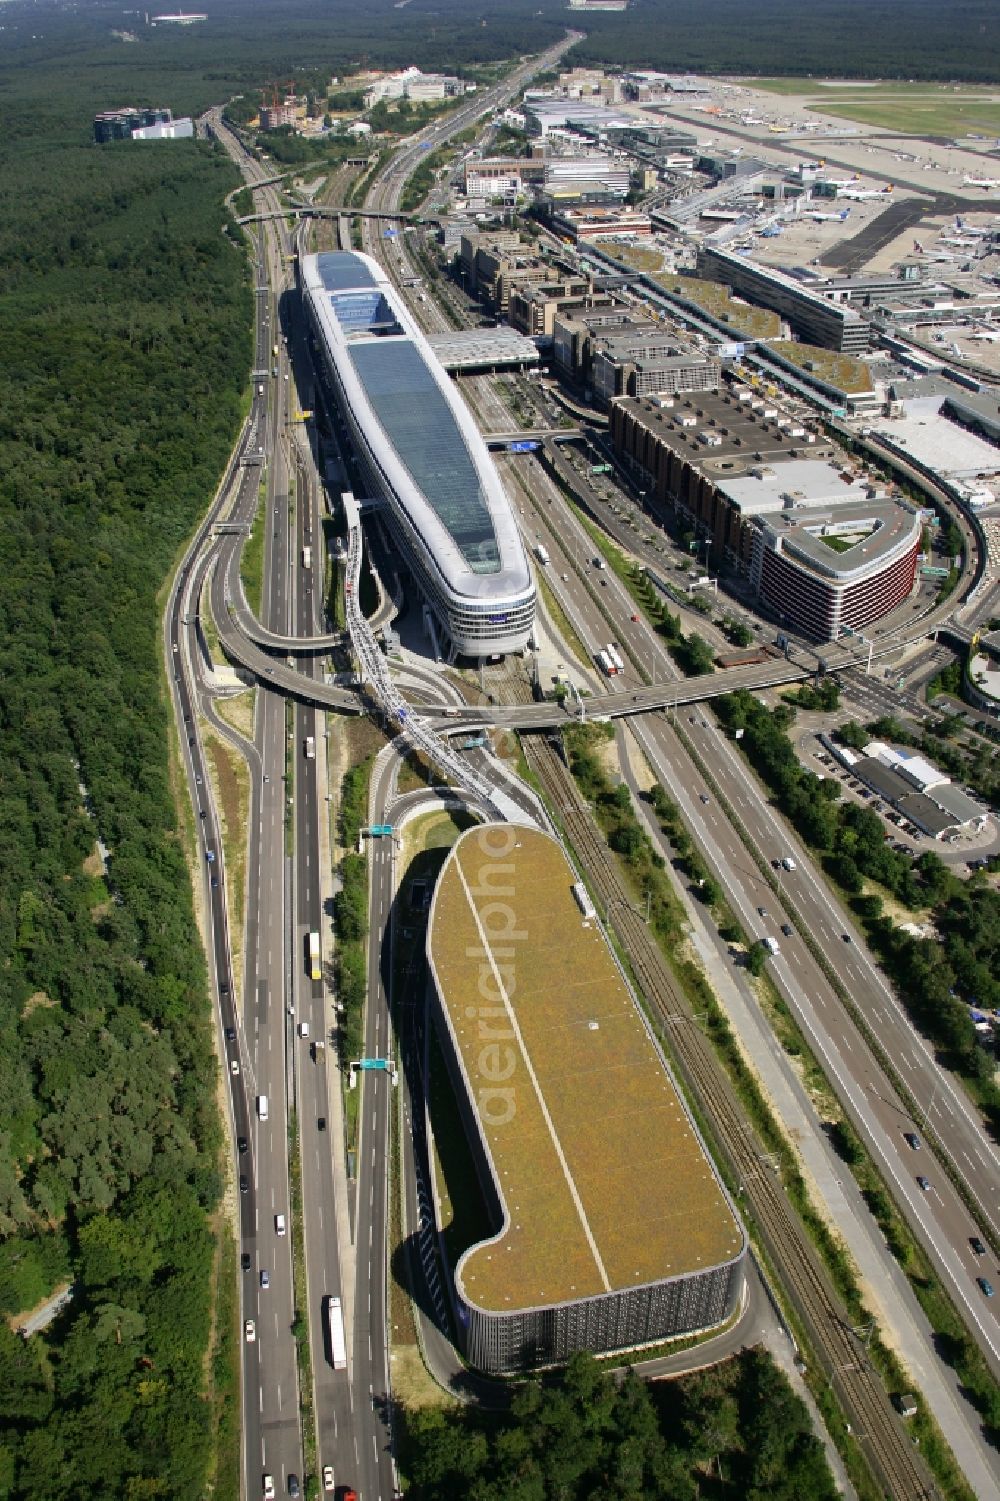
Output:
[301, 251, 535, 657]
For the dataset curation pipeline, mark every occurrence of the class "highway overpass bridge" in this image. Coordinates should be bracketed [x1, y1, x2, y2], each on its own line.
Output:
[236, 206, 439, 227]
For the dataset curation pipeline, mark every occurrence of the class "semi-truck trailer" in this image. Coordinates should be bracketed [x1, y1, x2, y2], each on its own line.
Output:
[606, 644, 624, 674]
[596, 650, 617, 677]
[534, 544, 550, 567]
[302, 545, 312, 569]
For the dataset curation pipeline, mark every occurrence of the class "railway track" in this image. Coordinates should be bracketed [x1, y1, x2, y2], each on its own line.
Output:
[505, 689, 936, 1501]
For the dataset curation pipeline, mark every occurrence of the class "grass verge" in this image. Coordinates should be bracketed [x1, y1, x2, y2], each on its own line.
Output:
[209, 1221, 241, 1501]
[240, 475, 267, 616]
[202, 728, 251, 1001]
[288, 1111, 319, 1498]
[536, 569, 589, 671]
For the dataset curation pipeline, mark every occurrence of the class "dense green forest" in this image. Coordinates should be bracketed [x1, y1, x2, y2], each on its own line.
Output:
[1, 0, 995, 100]
[403, 1348, 838, 1501]
[0, 29, 252, 1499]
[567, 0, 1000, 82]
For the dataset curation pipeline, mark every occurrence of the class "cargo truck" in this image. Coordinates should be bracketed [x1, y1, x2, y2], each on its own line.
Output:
[308, 930, 321, 982]
[324, 1294, 347, 1369]
[534, 544, 550, 567]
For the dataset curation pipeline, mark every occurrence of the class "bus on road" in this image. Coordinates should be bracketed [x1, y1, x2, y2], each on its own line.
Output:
[308, 930, 321, 982]
[324, 1294, 347, 1369]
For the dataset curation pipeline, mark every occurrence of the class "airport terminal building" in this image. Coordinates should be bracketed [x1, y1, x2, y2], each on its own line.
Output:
[426, 825, 746, 1375]
[301, 251, 535, 658]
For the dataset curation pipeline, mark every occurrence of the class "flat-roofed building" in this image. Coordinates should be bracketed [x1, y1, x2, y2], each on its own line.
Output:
[697, 245, 871, 354]
[130, 116, 193, 140]
[553, 304, 634, 385]
[523, 98, 633, 138]
[552, 206, 652, 242]
[610, 389, 919, 638]
[747, 492, 920, 639]
[459, 232, 534, 312]
[94, 106, 173, 142]
[427, 824, 745, 1375]
[590, 325, 721, 405]
[508, 277, 594, 338]
[543, 156, 631, 198]
[464, 156, 546, 202]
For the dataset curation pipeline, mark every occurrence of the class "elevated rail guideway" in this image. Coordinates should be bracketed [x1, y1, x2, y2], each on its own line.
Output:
[341, 493, 526, 822]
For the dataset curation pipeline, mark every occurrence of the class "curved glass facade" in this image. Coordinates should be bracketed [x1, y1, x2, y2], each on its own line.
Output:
[302, 250, 534, 656]
[349, 340, 500, 573]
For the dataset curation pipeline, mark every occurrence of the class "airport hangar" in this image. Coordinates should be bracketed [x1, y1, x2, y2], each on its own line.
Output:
[426, 824, 746, 1376]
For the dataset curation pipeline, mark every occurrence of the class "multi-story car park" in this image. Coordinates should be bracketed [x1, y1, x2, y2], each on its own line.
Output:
[426, 825, 746, 1375]
[301, 251, 535, 658]
[749, 495, 921, 639]
[610, 387, 922, 640]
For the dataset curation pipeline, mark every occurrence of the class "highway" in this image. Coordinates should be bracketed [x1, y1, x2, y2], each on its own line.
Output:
[165, 205, 306, 1498]
[183, 54, 1000, 1501]
[504, 447, 1000, 1381]
[198, 39, 585, 1501]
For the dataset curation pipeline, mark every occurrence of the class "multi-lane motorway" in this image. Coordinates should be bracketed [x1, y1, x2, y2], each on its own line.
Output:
[179, 52, 1000, 1501]
[502, 450, 1000, 1379]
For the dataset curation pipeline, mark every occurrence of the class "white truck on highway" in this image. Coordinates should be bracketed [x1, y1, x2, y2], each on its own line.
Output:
[324, 1294, 347, 1369]
[534, 544, 550, 567]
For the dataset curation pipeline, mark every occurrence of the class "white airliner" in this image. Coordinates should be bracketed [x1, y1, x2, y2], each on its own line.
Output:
[963, 174, 1000, 190]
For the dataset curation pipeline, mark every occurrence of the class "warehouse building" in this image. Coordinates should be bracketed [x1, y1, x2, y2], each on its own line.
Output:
[427, 825, 746, 1375]
[819, 738, 988, 839]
